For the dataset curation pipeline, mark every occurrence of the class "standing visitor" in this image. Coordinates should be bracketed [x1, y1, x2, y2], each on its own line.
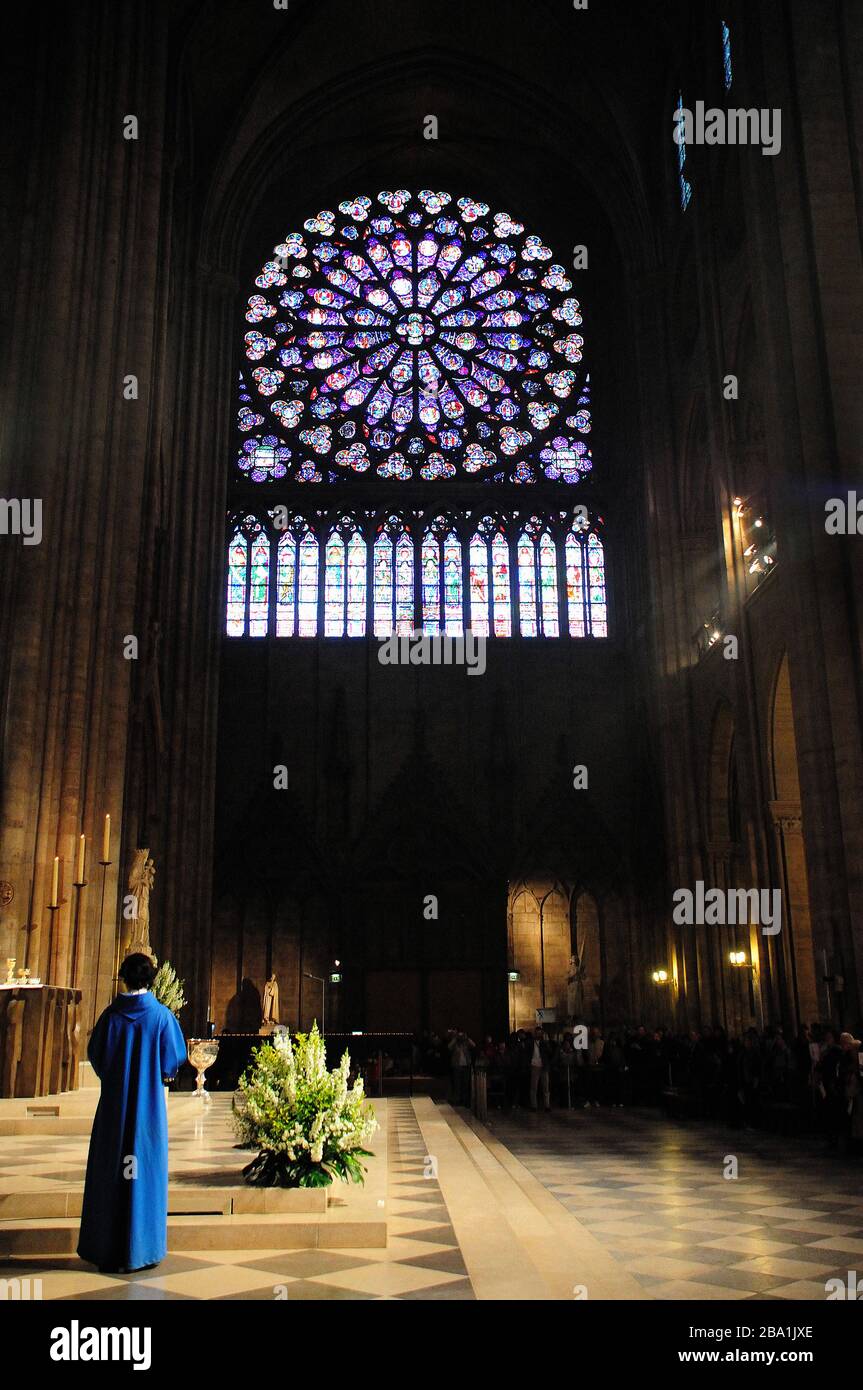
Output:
[448, 1028, 474, 1106]
[77, 953, 187, 1273]
[529, 1026, 553, 1111]
[556, 1032, 578, 1108]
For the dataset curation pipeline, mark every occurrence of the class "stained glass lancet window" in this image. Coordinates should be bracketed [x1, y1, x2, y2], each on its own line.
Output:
[298, 530, 319, 636]
[517, 521, 540, 637]
[274, 516, 319, 636]
[276, 530, 296, 636]
[374, 517, 414, 636]
[565, 520, 608, 637]
[469, 516, 511, 637]
[422, 517, 463, 635]
[374, 532, 394, 637]
[324, 532, 346, 636]
[323, 519, 367, 636]
[517, 517, 561, 638]
[721, 21, 733, 92]
[539, 531, 560, 636]
[226, 513, 608, 638]
[469, 533, 489, 637]
[346, 531, 367, 636]
[676, 93, 693, 211]
[587, 531, 608, 637]
[249, 530, 270, 636]
[227, 523, 250, 637]
[226, 516, 270, 637]
[422, 531, 439, 634]
[565, 525, 586, 638]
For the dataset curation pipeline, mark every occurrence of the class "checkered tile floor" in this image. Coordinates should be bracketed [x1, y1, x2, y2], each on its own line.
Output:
[0, 1099, 474, 1300]
[486, 1105, 863, 1300]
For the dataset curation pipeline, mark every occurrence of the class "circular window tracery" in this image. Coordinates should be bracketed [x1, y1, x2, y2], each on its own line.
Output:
[235, 190, 593, 486]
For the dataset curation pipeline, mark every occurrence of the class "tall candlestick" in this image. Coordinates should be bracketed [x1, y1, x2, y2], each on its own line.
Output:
[102, 813, 111, 864]
[76, 833, 86, 885]
[51, 856, 60, 908]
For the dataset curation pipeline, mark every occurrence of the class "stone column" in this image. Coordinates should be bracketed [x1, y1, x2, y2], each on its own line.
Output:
[769, 800, 819, 1022]
[0, 4, 173, 1035]
[739, 1, 863, 1019]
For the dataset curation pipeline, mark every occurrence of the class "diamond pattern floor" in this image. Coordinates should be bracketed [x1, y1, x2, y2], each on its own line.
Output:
[0, 1099, 474, 1301]
[485, 1105, 863, 1300]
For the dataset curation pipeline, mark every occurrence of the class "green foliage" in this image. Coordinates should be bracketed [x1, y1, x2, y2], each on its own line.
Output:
[232, 1023, 378, 1189]
[151, 959, 186, 1016]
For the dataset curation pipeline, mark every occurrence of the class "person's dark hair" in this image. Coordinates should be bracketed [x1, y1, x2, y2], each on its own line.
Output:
[119, 953, 156, 991]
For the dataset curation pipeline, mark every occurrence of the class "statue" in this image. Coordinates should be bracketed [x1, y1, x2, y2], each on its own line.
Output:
[260, 975, 280, 1034]
[566, 951, 586, 1021]
[62, 999, 81, 1092]
[1, 998, 25, 1097]
[125, 849, 156, 959]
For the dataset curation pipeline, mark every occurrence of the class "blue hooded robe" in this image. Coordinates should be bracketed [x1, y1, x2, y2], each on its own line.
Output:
[77, 991, 187, 1271]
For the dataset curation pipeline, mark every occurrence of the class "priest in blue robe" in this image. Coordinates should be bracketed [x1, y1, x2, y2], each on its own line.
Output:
[77, 953, 187, 1272]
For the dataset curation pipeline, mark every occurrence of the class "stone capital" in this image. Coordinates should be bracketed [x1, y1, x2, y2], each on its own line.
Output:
[769, 800, 802, 834]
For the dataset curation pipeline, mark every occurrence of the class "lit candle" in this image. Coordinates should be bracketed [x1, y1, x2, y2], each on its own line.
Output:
[76, 834, 86, 885]
[51, 856, 60, 908]
[102, 813, 111, 864]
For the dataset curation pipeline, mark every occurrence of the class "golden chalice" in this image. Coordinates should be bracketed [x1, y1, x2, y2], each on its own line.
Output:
[187, 1038, 220, 1103]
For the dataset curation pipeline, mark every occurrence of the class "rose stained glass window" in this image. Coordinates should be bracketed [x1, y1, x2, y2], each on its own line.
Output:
[235, 190, 594, 486]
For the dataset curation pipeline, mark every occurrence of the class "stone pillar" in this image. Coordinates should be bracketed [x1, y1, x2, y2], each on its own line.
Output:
[739, 1, 863, 1019]
[0, 4, 173, 1036]
[769, 800, 819, 1023]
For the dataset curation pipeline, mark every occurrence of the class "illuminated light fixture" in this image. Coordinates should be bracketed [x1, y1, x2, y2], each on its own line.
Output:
[329, 972, 342, 984]
[754, 517, 764, 528]
[729, 950, 748, 967]
[652, 968, 669, 984]
[507, 969, 521, 983]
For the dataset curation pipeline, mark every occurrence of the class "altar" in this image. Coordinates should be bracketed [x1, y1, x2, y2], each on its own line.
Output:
[0, 984, 82, 1098]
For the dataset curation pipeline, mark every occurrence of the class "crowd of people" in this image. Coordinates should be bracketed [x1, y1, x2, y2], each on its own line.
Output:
[424, 1022, 863, 1154]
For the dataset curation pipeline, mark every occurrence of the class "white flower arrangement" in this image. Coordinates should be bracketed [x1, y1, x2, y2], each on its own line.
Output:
[232, 1023, 377, 1187]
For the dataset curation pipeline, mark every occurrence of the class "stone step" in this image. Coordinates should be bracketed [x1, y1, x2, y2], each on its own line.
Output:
[0, 1184, 328, 1220]
[0, 1116, 97, 1136]
[0, 1209, 386, 1256]
[0, 1094, 208, 1133]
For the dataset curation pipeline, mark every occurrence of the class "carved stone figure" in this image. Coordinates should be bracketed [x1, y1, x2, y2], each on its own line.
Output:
[566, 951, 586, 1020]
[260, 974, 280, 1034]
[125, 849, 156, 958]
[1, 998, 25, 1097]
[62, 999, 81, 1092]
